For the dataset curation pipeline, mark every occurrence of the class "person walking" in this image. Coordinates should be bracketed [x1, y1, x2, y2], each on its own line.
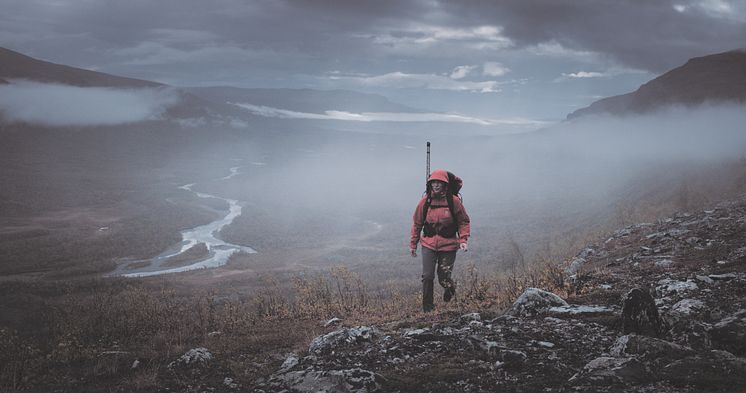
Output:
[410, 169, 471, 312]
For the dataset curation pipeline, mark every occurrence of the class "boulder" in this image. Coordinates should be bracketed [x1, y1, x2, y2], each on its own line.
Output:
[168, 347, 212, 369]
[609, 334, 694, 361]
[670, 299, 705, 316]
[660, 350, 746, 389]
[568, 356, 652, 386]
[274, 368, 380, 392]
[621, 288, 663, 337]
[309, 326, 377, 354]
[710, 310, 746, 355]
[656, 279, 698, 297]
[668, 320, 712, 351]
[506, 288, 568, 317]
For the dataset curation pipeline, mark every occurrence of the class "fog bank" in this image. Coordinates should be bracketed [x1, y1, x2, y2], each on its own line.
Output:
[0, 81, 179, 126]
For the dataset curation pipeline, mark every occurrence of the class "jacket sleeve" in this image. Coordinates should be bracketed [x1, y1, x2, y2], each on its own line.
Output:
[454, 196, 471, 244]
[410, 197, 426, 250]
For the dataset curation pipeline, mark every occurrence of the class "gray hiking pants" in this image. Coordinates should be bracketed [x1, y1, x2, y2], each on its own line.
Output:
[421, 247, 456, 289]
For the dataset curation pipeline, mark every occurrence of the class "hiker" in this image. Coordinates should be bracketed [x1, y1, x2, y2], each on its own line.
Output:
[410, 169, 471, 312]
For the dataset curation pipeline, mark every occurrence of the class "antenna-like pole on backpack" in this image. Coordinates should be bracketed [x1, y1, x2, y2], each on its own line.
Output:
[426, 141, 431, 185]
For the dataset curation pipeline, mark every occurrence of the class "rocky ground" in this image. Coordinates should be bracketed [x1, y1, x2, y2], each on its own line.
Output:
[150, 197, 746, 392]
[234, 197, 746, 392]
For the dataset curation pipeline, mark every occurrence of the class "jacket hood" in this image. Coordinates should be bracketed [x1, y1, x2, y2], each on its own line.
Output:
[428, 169, 449, 184]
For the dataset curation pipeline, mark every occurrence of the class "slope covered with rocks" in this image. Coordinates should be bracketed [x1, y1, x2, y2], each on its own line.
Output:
[252, 196, 746, 392]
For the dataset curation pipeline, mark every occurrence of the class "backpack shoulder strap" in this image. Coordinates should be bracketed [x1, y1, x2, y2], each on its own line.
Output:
[446, 192, 456, 221]
[422, 196, 432, 222]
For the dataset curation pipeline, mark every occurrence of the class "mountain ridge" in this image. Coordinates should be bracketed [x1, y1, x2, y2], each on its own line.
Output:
[0, 46, 424, 125]
[568, 49, 746, 119]
[0, 46, 162, 88]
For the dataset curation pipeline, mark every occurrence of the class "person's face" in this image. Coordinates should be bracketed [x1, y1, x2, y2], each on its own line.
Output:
[430, 181, 446, 194]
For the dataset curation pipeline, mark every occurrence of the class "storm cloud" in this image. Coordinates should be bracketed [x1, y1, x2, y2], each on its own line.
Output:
[1, 0, 744, 119]
[0, 81, 180, 126]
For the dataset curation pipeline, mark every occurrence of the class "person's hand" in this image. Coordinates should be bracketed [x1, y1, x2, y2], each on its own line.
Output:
[460, 242, 468, 252]
[410, 248, 417, 257]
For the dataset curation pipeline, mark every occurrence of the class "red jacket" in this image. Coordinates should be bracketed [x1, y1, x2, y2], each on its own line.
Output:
[410, 170, 471, 252]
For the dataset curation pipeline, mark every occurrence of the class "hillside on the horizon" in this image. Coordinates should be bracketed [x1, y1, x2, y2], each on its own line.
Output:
[187, 86, 423, 115]
[0, 46, 425, 126]
[0, 47, 161, 88]
[568, 49, 746, 119]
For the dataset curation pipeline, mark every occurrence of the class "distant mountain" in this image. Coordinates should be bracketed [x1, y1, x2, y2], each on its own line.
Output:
[0, 46, 423, 125]
[568, 49, 746, 119]
[187, 86, 423, 114]
[0, 47, 262, 121]
[0, 47, 161, 88]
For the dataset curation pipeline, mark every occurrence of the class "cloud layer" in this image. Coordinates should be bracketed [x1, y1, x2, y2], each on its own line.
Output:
[1, 0, 744, 120]
[233, 102, 548, 128]
[0, 81, 179, 126]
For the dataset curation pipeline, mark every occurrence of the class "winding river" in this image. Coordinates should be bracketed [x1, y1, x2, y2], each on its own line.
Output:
[119, 168, 256, 278]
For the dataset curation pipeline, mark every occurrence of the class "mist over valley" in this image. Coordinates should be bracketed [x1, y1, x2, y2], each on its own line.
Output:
[2, 2, 746, 390]
[3, 49, 746, 286]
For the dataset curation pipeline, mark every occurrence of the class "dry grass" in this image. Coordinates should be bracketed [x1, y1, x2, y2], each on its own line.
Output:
[5, 157, 746, 391]
[0, 251, 585, 391]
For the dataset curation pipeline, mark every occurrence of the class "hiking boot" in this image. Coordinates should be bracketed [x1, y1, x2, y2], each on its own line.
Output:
[443, 286, 455, 303]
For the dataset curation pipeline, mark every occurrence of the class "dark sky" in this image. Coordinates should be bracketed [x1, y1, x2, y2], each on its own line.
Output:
[2, 0, 745, 122]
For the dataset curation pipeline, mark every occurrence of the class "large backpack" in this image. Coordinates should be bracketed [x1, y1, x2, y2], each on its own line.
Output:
[422, 172, 463, 237]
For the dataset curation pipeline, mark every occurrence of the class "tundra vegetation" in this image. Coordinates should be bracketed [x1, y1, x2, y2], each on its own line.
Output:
[3, 112, 746, 391]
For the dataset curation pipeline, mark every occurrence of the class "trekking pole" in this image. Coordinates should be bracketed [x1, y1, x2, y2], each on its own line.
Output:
[426, 141, 431, 184]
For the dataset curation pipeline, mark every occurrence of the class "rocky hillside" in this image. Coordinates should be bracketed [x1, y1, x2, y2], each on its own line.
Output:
[235, 197, 746, 392]
[568, 49, 746, 119]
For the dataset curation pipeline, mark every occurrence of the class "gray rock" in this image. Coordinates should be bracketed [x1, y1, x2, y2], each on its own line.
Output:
[565, 257, 586, 275]
[568, 356, 652, 386]
[709, 273, 738, 281]
[499, 350, 527, 368]
[609, 334, 694, 360]
[466, 335, 500, 352]
[279, 354, 299, 372]
[621, 288, 664, 337]
[660, 350, 746, 389]
[309, 326, 377, 354]
[710, 310, 746, 355]
[324, 317, 343, 327]
[656, 279, 698, 296]
[402, 328, 440, 341]
[223, 377, 239, 389]
[460, 312, 481, 322]
[275, 368, 380, 392]
[696, 275, 715, 284]
[668, 320, 712, 351]
[168, 347, 213, 369]
[506, 288, 568, 317]
[548, 304, 615, 316]
[670, 299, 705, 316]
[655, 259, 674, 268]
